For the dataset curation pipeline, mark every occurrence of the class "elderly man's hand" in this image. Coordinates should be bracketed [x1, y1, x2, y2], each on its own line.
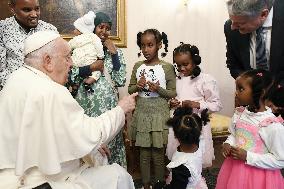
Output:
[90, 60, 104, 72]
[118, 93, 138, 113]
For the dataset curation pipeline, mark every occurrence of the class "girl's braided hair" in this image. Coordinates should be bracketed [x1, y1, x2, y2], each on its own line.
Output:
[137, 29, 168, 58]
[173, 42, 202, 79]
[167, 107, 209, 145]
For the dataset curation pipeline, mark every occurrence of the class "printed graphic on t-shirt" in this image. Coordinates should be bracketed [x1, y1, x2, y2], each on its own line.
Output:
[136, 64, 166, 98]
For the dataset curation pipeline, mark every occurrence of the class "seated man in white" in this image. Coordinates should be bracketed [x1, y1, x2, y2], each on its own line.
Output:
[0, 31, 137, 189]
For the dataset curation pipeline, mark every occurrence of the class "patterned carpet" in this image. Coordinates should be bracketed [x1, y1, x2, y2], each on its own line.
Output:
[202, 168, 220, 189]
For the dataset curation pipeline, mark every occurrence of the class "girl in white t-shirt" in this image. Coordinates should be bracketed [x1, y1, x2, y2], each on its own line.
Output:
[128, 29, 176, 189]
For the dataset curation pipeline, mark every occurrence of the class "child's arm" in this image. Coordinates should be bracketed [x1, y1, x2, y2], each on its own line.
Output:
[108, 49, 127, 87]
[224, 113, 237, 146]
[222, 112, 239, 157]
[199, 75, 223, 112]
[246, 123, 284, 169]
[155, 63, 177, 99]
[128, 62, 143, 94]
[222, 122, 235, 157]
[103, 39, 121, 71]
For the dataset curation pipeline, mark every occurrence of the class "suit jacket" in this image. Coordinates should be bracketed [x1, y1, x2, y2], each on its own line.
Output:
[224, 0, 284, 82]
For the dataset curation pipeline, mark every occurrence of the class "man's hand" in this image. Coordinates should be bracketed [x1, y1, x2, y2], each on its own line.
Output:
[118, 93, 138, 113]
[90, 60, 104, 72]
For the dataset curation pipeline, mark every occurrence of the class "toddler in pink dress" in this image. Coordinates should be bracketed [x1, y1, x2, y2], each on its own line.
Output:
[216, 69, 284, 189]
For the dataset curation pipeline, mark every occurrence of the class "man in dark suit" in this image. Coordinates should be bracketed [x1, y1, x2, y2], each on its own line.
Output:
[224, 0, 284, 83]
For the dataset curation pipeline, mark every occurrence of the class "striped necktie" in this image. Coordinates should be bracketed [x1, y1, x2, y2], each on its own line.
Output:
[255, 27, 269, 70]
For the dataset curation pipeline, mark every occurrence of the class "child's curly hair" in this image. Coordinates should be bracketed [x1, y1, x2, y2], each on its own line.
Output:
[240, 69, 274, 112]
[167, 107, 209, 145]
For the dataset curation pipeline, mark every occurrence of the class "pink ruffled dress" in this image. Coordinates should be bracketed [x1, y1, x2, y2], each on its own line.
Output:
[216, 109, 284, 189]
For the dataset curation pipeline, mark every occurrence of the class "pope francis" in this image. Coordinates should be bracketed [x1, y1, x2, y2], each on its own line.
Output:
[0, 31, 137, 189]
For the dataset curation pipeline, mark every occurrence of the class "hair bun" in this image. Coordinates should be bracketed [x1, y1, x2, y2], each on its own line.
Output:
[191, 45, 199, 55]
[193, 55, 201, 65]
[161, 32, 168, 45]
[137, 32, 142, 48]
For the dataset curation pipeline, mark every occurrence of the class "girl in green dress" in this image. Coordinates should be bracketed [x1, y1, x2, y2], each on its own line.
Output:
[128, 29, 176, 189]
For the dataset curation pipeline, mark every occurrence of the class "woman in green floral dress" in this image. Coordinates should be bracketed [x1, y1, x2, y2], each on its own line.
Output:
[68, 12, 127, 168]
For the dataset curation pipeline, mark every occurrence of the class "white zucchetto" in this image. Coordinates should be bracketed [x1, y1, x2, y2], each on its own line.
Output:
[24, 30, 60, 56]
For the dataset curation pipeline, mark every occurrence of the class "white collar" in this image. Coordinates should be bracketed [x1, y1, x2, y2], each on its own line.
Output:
[263, 7, 273, 28]
[167, 145, 202, 169]
[23, 65, 52, 81]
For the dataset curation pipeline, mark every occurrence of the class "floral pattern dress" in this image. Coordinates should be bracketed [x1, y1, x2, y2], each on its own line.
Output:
[0, 16, 57, 90]
[69, 48, 127, 168]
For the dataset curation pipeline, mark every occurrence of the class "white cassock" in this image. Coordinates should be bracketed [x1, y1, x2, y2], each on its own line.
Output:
[0, 66, 135, 189]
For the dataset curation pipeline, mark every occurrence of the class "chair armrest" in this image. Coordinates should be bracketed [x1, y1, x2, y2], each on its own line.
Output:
[210, 113, 231, 138]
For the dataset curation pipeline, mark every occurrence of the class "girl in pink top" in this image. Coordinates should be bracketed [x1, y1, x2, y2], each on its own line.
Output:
[216, 69, 284, 189]
[166, 43, 222, 168]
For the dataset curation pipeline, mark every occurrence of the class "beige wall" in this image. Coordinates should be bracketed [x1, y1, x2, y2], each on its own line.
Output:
[119, 0, 235, 116]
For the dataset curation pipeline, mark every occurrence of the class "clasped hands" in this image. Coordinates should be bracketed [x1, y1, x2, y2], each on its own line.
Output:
[136, 75, 160, 92]
[222, 143, 247, 161]
[169, 98, 200, 109]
